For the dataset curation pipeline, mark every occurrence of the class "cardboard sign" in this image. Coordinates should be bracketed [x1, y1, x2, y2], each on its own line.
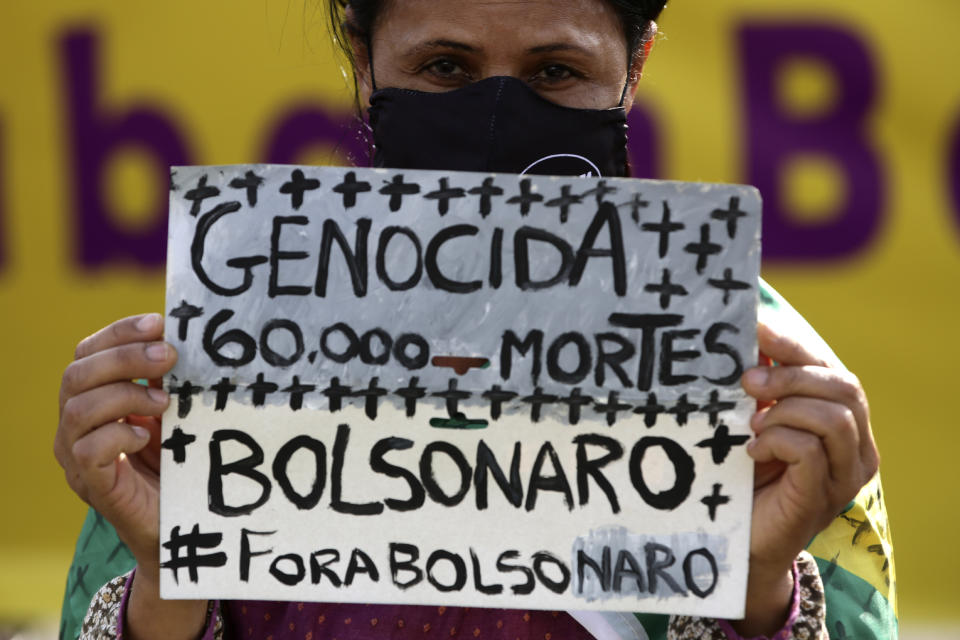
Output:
[160, 165, 761, 617]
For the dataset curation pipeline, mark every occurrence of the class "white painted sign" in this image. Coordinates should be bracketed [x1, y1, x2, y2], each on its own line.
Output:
[160, 165, 761, 618]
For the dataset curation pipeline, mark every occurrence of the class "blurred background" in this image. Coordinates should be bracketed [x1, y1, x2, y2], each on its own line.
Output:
[1, 0, 957, 638]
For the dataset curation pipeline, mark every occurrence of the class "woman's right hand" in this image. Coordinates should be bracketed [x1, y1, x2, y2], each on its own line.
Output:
[54, 312, 176, 568]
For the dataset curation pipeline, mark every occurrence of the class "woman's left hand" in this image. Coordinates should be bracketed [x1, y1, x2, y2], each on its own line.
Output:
[734, 322, 879, 635]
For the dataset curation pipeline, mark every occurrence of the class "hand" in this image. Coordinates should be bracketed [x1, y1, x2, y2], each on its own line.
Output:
[735, 322, 879, 635]
[55, 313, 176, 564]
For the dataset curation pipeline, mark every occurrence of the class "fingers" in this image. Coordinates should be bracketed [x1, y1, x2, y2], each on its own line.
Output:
[71, 421, 152, 496]
[756, 322, 829, 368]
[742, 360, 877, 472]
[60, 382, 170, 447]
[61, 342, 177, 409]
[74, 313, 165, 361]
[743, 360, 868, 420]
[748, 425, 852, 521]
[753, 397, 861, 486]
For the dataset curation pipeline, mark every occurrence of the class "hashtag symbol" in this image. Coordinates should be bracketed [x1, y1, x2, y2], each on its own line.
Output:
[161, 524, 228, 584]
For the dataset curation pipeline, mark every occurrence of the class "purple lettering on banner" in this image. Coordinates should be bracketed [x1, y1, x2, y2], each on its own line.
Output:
[950, 112, 960, 235]
[263, 107, 370, 167]
[627, 103, 661, 179]
[739, 22, 883, 260]
[61, 29, 193, 269]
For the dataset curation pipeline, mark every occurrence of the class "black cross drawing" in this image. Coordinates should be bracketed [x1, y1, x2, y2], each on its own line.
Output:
[169, 379, 202, 418]
[645, 268, 689, 310]
[507, 178, 543, 216]
[379, 174, 421, 212]
[619, 192, 650, 224]
[522, 387, 559, 422]
[594, 391, 632, 426]
[322, 377, 353, 412]
[560, 387, 593, 425]
[282, 376, 316, 411]
[580, 179, 618, 204]
[700, 389, 736, 426]
[210, 377, 237, 411]
[332, 171, 372, 209]
[634, 392, 666, 427]
[696, 422, 750, 464]
[353, 377, 388, 420]
[665, 393, 699, 425]
[545, 184, 583, 223]
[228, 170, 265, 207]
[684, 224, 723, 274]
[482, 385, 518, 420]
[424, 177, 466, 216]
[162, 427, 197, 464]
[708, 268, 751, 305]
[642, 201, 685, 258]
[701, 483, 731, 521]
[248, 373, 279, 406]
[184, 174, 220, 217]
[711, 196, 748, 239]
[279, 169, 320, 210]
[168, 300, 203, 341]
[468, 177, 504, 218]
[432, 378, 472, 417]
[394, 376, 427, 417]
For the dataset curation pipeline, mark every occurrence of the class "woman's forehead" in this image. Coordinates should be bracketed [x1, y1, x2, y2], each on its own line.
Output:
[374, 0, 624, 51]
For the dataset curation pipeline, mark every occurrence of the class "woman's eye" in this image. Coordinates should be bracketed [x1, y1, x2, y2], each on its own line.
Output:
[425, 59, 464, 78]
[533, 64, 576, 83]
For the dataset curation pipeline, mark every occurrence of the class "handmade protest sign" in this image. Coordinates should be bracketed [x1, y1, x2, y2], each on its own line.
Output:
[161, 165, 761, 617]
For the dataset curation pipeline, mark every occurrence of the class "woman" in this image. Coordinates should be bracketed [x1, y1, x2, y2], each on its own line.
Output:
[56, 1, 894, 638]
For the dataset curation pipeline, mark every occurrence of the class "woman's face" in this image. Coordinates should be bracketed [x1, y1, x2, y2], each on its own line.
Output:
[353, 0, 647, 111]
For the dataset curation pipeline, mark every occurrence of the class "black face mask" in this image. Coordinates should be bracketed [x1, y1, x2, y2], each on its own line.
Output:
[367, 75, 630, 178]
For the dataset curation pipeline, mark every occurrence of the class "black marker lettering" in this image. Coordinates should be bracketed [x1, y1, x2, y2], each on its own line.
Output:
[474, 440, 523, 510]
[573, 434, 623, 513]
[268, 216, 311, 297]
[420, 442, 471, 507]
[271, 435, 326, 510]
[629, 437, 695, 511]
[704, 322, 743, 385]
[331, 424, 383, 515]
[208, 430, 271, 517]
[376, 226, 423, 291]
[425, 224, 482, 293]
[315, 218, 371, 298]
[192, 201, 266, 296]
[569, 202, 627, 296]
[513, 226, 574, 290]
[370, 437, 425, 512]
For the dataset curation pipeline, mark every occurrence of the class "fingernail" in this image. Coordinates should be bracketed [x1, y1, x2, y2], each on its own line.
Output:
[145, 342, 170, 361]
[132, 426, 150, 440]
[147, 386, 169, 403]
[747, 438, 757, 451]
[137, 313, 162, 332]
[744, 368, 769, 387]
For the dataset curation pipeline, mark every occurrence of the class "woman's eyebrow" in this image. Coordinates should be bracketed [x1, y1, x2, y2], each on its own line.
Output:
[526, 43, 593, 55]
[403, 39, 480, 55]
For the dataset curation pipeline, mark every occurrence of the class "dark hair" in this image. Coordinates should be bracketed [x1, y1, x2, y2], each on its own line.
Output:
[328, 0, 668, 89]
